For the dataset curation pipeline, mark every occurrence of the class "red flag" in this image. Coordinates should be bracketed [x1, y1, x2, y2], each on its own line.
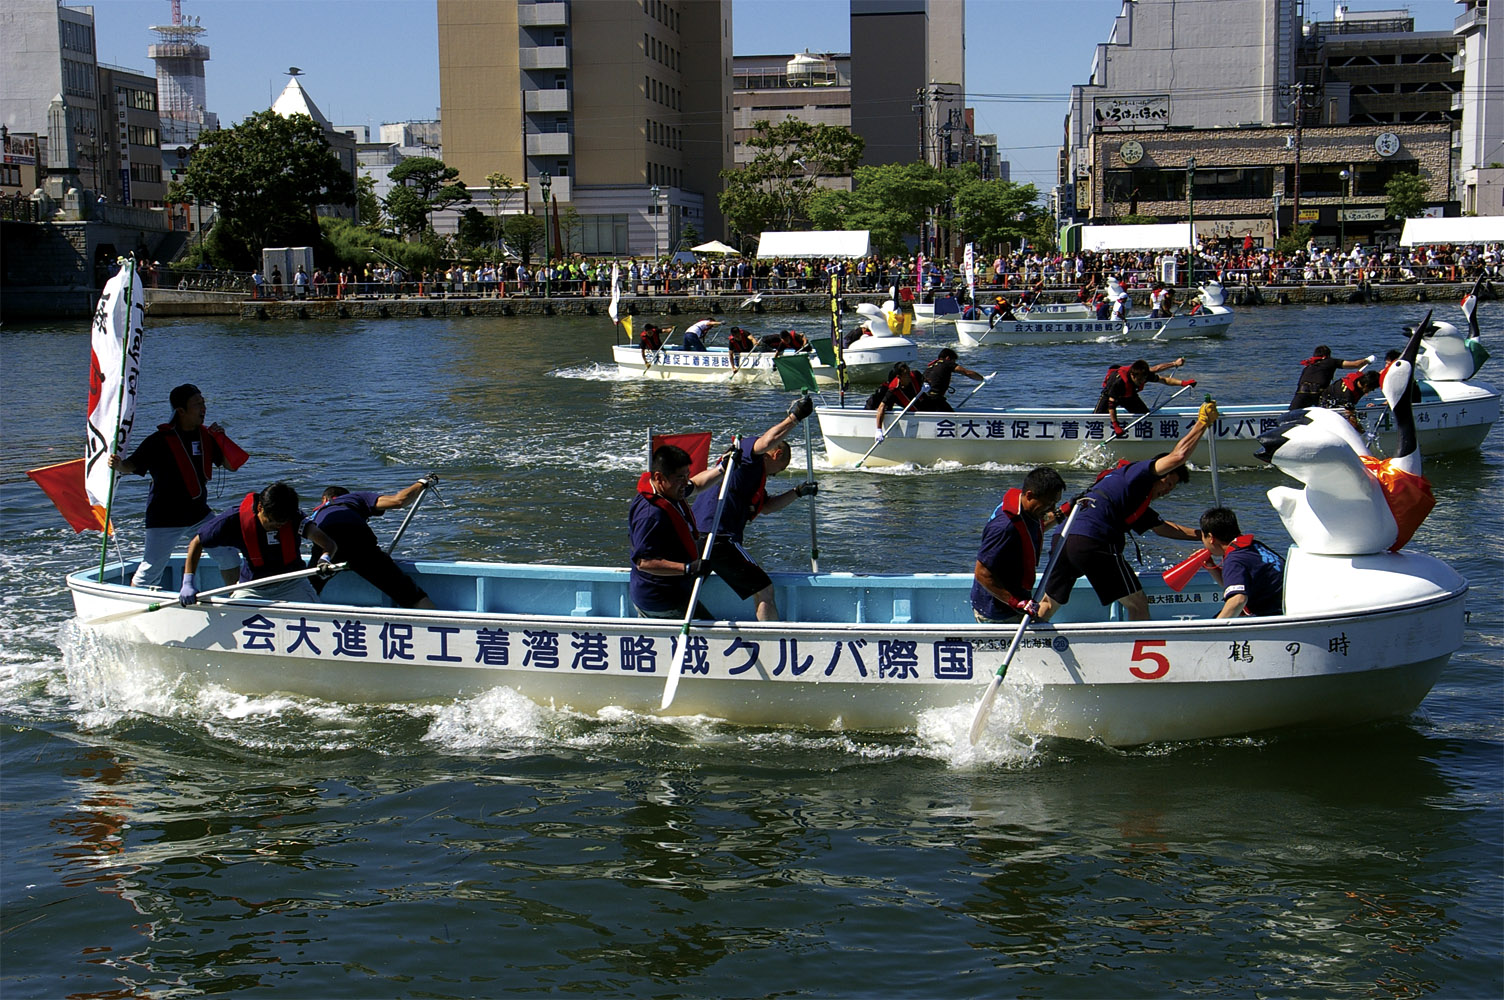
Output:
[26, 458, 111, 534]
[206, 426, 249, 470]
[551, 195, 564, 260]
[652, 432, 713, 476]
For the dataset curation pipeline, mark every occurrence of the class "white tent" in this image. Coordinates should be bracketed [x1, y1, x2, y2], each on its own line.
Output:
[756, 230, 871, 259]
[691, 240, 741, 255]
[1080, 223, 1194, 252]
[1399, 217, 1504, 246]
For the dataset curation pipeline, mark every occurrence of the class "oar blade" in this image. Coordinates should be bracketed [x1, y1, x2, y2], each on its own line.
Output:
[84, 601, 164, 626]
[660, 632, 689, 709]
[967, 674, 1005, 745]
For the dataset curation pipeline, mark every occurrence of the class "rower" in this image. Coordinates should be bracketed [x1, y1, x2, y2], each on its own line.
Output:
[1094, 358, 1196, 437]
[869, 361, 926, 440]
[1288, 345, 1374, 410]
[309, 478, 438, 609]
[919, 348, 984, 413]
[179, 481, 339, 605]
[639, 323, 665, 365]
[680, 317, 720, 352]
[992, 296, 1016, 321]
[1036, 400, 1218, 623]
[1194, 507, 1285, 618]
[1321, 370, 1382, 429]
[727, 326, 755, 369]
[971, 467, 1067, 624]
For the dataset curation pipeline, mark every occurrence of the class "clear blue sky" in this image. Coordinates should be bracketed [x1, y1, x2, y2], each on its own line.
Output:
[86, 0, 1461, 192]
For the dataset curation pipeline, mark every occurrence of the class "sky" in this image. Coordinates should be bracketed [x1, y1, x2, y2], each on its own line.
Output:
[85, 0, 1462, 192]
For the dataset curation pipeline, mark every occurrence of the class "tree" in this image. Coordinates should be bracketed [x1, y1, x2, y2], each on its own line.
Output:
[952, 176, 1042, 253]
[502, 213, 545, 266]
[558, 204, 583, 254]
[1385, 171, 1428, 221]
[679, 221, 700, 248]
[718, 118, 865, 239]
[177, 110, 354, 267]
[355, 175, 381, 229]
[485, 171, 527, 246]
[807, 161, 947, 255]
[385, 156, 471, 236]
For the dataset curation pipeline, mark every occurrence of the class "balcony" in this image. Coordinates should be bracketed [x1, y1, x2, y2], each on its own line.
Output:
[1453, 91, 1465, 112]
[525, 89, 571, 113]
[526, 132, 572, 156]
[519, 2, 569, 27]
[1454, 6, 1483, 34]
[519, 46, 569, 71]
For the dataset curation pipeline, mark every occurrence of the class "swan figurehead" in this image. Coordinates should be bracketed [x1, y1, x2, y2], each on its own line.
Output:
[1105, 276, 1126, 302]
[855, 302, 895, 338]
[1198, 280, 1226, 308]
[1411, 284, 1489, 381]
[1256, 408, 1397, 555]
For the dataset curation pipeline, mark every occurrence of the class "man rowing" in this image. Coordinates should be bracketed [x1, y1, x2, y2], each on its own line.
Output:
[1094, 358, 1196, 437]
[971, 467, 1067, 624]
[919, 348, 985, 412]
[680, 317, 721, 352]
[1288, 345, 1374, 410]
[179, 481, 339, 605]
[309, 477, 438, 609]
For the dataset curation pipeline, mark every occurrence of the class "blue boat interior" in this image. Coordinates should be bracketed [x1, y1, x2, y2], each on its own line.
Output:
[86, 556, 1229, 626]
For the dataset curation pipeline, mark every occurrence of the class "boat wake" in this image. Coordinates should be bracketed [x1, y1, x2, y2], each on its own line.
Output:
[548, 362, 638, 382]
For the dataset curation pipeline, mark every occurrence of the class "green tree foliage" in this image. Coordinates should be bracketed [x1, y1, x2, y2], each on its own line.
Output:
[1275, 223, 1314, 258]
[718, 119, 865, 239]
[384, 156, 471, 236]
[807, 161, 947, 255]
[485, 172, 527, 246]
[502, 214, 545, 266]
[952, 175, 1042, 252]
[1385, 171, 1429, 221]
[319, 217, 441, 274]
[454, 208, 494, 256]
[178, 110, 354, 267]
[355, 174, 381, 229]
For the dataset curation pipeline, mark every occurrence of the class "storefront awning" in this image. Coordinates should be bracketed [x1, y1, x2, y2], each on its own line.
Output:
[1080, 223, 1194, 252]
[756, 230, 870, 258]
[1399, 217, 1504, 246]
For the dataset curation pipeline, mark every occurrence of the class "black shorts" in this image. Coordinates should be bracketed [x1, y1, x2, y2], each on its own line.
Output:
[1043, 534, 1142, 607]
[704, 538, 772, 600]
[314, 545, 428, 608]
[1093, 393, 1149, 415]
[1288, 389, 1322, 409]
[916, 392, 952, 412]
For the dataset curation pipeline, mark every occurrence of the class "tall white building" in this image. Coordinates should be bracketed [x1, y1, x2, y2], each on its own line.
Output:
[1455, 0, 1502, 214]
[148, 0, 218, 145]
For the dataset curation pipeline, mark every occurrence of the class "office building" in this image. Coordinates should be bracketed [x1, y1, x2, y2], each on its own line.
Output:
[734, 52, 853, 189]
[1, 1, 103, 191]
[148, 0, 219, 146]
[97, 62, 168, 209]
[850, 0, 965, 167]
[1454, 0, 1502, 214]
[437, 0, 733, 254]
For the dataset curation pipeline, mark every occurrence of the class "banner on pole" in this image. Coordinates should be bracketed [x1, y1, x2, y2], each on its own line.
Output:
[84, 262, 144, 507]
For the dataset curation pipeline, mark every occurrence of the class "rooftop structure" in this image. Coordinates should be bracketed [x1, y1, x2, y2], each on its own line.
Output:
[148, 0, 217, 144]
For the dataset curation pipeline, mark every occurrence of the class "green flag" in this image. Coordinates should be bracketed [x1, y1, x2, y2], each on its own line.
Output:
[810, 335, 837, 366]
[774, 354, 819, 392]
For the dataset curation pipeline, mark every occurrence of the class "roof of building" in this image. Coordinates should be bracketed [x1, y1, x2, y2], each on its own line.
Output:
[272, 77, 331, 129]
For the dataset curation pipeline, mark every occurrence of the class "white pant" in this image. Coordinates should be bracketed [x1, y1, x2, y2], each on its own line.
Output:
[132, 514, 240, 588]
[232, 577, 318, 603]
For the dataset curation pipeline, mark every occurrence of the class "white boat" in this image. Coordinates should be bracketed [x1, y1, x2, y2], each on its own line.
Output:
[66, 547, 1464, 747]
[611, 336, 917, 387]
[956, 281, 1235, 346]
[817, 378, 1498, 468]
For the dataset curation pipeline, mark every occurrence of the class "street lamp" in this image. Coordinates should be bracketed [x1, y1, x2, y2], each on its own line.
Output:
[1186, 156, 1196, 290]
[1338, 168, 1350, 253]
[1272, 191, 1282, 243]
[649, 184, 661, 259]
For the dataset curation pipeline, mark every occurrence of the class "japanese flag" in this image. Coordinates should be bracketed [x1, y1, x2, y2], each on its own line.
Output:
[85, 261, 145, 507]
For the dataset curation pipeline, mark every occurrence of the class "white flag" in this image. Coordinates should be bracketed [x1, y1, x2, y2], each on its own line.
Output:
[964, 242, 976, 299]
[608, 261, 621, 323]
[85, 261, 145, 507]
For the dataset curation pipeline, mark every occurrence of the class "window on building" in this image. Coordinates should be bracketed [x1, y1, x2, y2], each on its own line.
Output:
[1, 164, 21, 187]
[123, 88, 157, 112]
[1191, 167, 1273, 200]
[131, 162, 163, 183]
[555, 74, 567, 89]
[556, 160, 569, 177]
[63, 58, 93, 98]
[60, 19, 94, 55]
[554, 31, 566, 46]
[1104, 168, 1185, 203]
[127, 125, 160, 147]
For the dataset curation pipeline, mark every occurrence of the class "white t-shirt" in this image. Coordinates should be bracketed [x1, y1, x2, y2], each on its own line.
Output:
[685, 320, 714, 338]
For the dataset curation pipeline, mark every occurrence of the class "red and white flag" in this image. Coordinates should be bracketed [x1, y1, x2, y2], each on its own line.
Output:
[84, 261, 145, 507]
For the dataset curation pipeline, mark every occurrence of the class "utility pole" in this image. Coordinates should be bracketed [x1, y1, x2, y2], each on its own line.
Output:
[914, 87, 927, 257]
[1284, 82, 1311, 235]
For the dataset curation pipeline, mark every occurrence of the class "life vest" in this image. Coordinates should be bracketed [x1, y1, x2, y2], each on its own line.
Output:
[640, 327, 662, 351]
[1339, 370, 1364, 393]
[160, 423, 221, 500]
[883, 372, 922, 407]
[1101, 365, 1139, 401]
[237, 492, 300, 570]
[635, 472, 699, 558]
[989, 487, 1039, 599]
[780, 331, 806, 350]
[728, 330, 753, 352]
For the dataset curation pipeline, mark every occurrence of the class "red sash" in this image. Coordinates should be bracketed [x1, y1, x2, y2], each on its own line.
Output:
[635, 473, 699, 557]
[1299, 355, 1326, 367]
[997, 488, 1038, 597]
[238, 492, 300, 569]
[1103, 365, 1138, 401]
[161, 423, 219, 500]
[745, 461, 769, 521]
[1340, 370, 1364, 393]
[641, 330, 662, 351]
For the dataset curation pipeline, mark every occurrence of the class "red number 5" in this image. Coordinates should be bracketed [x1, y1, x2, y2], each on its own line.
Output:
[1129, 639, 1170, 679]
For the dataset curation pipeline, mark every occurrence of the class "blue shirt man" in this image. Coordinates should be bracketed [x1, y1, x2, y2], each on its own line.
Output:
[1197, 507, 1285, 618]
[971, 467, 1066, 623]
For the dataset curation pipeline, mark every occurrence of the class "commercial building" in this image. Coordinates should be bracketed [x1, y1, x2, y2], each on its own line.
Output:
[1063, 0, 1465, 246]
[436, 0, 733, 254]
[850, 0, 965, 167]
[1454, 0, 1502, 214]
[147, 0, 219, 147]
[734, 52, 852, 190]
[96, 62, 169, 210]
[1, 1, 105, 194]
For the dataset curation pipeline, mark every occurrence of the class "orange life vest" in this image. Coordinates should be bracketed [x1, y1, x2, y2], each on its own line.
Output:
[237, 492, 300, 570]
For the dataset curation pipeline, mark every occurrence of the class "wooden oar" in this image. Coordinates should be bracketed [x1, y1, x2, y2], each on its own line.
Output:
[660, 438, 738, 711]
[85, 561, 348, 626]
[954, 372, 997, 410]
[855, 393, 923, 468]
[803, 394, 820, 573]
[1203, 393, 1222, 507]
[967, 500, 1086, 745]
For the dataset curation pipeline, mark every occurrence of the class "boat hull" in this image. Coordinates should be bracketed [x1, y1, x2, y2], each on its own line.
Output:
[817, 380, 1499, 468]
[611, 341, 914, 386]
[955, 308, 1234, 345]
[66, 553, 1465, 746]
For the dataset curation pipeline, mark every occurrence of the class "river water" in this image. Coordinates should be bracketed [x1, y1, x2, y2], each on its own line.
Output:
[1, 303, 1499, 998]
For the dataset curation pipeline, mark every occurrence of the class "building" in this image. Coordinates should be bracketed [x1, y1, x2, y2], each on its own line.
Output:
[96, 63, 168, 209]
[1063, 1, 1464, 246]
[2, 128, 42, 199]
[1454, 0, 1503, 215]
[850, 0, 966, 168]
[147, 0, 219, 147]
[271, 73, 359, 220]
[1, 1, 104, 193]
[734, 52, 853, 190]
[338, 120, 446, 219]
[436, 0, 733, 254]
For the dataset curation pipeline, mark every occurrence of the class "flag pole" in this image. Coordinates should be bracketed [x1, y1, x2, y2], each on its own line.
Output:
[829, 274, 847, 407]
[97, 258, 136, 583]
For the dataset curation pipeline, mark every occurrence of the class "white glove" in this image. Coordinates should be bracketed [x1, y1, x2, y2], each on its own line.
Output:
[874, 427, 886, 444]
[1363, 354, 1377, 366]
